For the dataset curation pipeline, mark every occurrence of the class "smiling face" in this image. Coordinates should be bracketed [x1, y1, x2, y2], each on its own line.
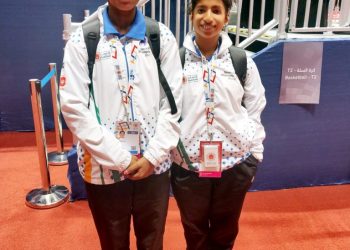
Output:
[191, 0, 229, 45]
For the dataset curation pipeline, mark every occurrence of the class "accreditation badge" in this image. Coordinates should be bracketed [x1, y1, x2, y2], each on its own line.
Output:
[199, 141, 222, 178]
[115, 121, 141, 156]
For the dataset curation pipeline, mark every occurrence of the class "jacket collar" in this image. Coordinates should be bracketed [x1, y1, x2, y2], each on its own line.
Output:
[183, 31, 233, 58]
[102, 7, 146, 40]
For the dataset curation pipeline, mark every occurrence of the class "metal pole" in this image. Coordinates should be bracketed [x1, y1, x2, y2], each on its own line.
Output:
[164, 0, 170, 27]
[84, 9, 90, 19]
[176, 0, 181, 44]
[277, 0, 288, 39]
[167, 0, 171, 27]
[62, 13, 80, 44]
[184, 0, 189, 39]
[62, 13, 72, 43]
[260, 0, 266, 29]
[26, 79, 69, 209]
[151, 0, 155, 19]
[235, 0, 243, 46]
[304, 0, 312, 27]
[248, 0, 254, 36]
[289, 0, 299, 31]
[328, 0, 336, 27]
[315, 0, 324, 27]
[31, 79, 50, 190]
[339, 0, 350, 26]
[273, 0, 281, 21]
[160, 0, 163, 23]
[238, 19, 278, 48]
[47, 63, 69, 165]
[188, 0, 193, 32]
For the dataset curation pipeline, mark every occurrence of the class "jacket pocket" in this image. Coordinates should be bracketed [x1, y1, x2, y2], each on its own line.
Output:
[236, 155, 258, 182]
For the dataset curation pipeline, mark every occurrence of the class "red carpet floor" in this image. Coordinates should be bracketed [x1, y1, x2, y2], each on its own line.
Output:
[0, 131, 349, 249]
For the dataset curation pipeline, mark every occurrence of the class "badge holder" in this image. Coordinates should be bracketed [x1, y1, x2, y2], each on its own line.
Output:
[199, 141, 222, 178]
[116, 121, 141, 158]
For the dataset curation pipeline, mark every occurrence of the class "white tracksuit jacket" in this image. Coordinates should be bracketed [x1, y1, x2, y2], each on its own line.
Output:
[172, 32, 266, 171]
[60, 5, 182, 185]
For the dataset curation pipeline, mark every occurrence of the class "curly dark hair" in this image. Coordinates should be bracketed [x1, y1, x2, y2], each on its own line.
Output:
[188, 0, 233, 15]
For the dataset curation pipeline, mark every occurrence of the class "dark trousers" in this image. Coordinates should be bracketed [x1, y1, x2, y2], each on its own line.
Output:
[85, 170, 170, 250]
[171, 155, 258, 250]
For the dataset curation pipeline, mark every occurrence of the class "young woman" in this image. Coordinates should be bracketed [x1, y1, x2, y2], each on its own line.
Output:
[171, 0, 266, 249]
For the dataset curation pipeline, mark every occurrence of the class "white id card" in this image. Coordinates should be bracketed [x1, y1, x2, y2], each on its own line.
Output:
[199, 141, 222, 178]
[115, 121, 141, 156]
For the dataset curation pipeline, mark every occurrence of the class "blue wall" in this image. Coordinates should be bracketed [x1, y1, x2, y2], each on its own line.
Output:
[0, 0, 105, 131]
[251, 39, 350, 190]
[0, 1, 184, 131]
[0, 1, 349, 190]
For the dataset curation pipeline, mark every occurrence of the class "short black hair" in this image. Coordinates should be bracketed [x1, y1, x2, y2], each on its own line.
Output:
[189, 0, 233, 14]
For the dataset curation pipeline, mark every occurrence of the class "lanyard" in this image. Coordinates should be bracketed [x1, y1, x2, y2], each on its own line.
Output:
[110, 38, 139, 121]
[194, 41, 218, 141]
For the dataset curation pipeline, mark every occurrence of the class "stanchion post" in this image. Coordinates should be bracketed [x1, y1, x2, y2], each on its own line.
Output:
[84, 9, 90, 19]
[26, 79, 69, 209]
[30, 79, 51, 190]
[62, 13, 72, 43]
[47, 63, 69, 165]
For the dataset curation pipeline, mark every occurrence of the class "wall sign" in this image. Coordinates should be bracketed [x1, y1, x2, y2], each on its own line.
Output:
[279, 42, 323, 104]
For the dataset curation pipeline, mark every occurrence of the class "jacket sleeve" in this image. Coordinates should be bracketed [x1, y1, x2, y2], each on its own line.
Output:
[60, 28, 131, 171]
[243, 57, 266, 161]
[142, 23, 183, 166]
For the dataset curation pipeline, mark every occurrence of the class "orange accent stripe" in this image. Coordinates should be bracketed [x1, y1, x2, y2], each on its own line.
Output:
[84, 150, 92, 182]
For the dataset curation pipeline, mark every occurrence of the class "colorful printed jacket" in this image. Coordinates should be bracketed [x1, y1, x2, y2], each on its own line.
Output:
[60, 4, 182, 184]
[172, 31, 266, 172]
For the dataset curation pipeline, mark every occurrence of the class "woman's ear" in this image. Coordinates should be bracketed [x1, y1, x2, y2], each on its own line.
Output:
[225, 12, 229, 25]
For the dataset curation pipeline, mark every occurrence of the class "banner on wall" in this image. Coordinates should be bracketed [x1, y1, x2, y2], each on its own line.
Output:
[279, 42, 323, 104]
